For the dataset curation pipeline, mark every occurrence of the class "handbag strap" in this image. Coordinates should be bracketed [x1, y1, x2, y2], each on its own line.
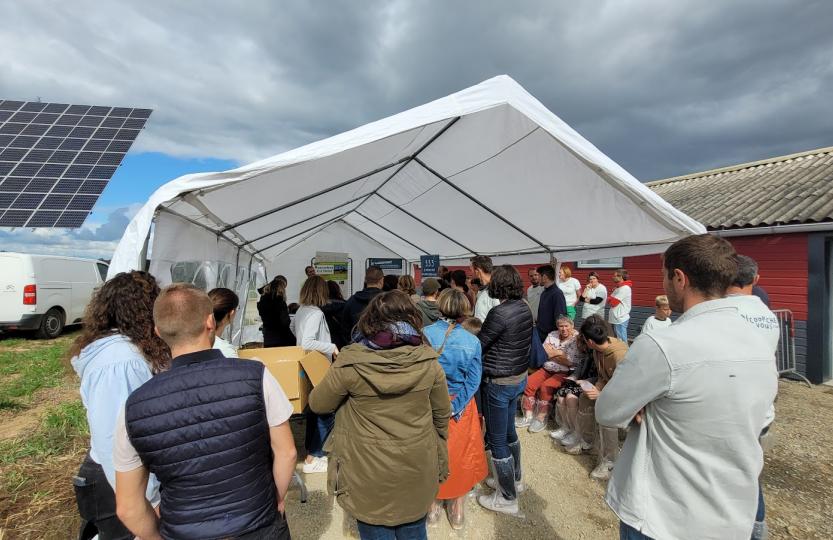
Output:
[435, 322, 456, 355]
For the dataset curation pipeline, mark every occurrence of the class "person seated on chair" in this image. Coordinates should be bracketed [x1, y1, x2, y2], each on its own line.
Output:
[516, 316, 580, 433]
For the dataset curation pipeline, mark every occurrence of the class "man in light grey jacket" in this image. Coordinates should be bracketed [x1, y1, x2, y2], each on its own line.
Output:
[596, 234, 778, 540]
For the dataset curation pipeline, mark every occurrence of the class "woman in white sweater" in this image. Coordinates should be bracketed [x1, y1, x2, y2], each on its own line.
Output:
[291, 276, 338, 360]
[293, 275, 338, 473]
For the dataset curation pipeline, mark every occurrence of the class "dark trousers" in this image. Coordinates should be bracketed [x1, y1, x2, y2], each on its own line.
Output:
[481, 379, 526, 459]
[74, 453, 133, 540]
[304, 407, 335, 458]
[237, 514, 291, 539]
[356, 516, 427, 540]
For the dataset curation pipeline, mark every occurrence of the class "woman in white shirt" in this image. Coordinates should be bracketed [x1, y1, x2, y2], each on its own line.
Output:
[557, 266, 582, 321]
[291, 276, 338, 360]
[579, 271, 608, 320]
[208, 288, 239, 358]
[292, 275, 338, 474]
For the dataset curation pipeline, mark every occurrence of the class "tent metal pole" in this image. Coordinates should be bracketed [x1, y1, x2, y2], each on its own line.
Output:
[254, 210, 355, 256]
[354, 211, 429, 254]
[413, 157, 551, 254]
[219, 158, 409, 234]
[373, 192, 478, 256]
[240, 193, 373, 247]
[267, 221, 341, 260]
[338, 219, 411, 263]
[351, 117, 461, 215]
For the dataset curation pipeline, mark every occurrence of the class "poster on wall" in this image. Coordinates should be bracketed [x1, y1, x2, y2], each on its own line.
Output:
[314, 251, 350, 295]
[420, 255, 440, 278]
[368, 257, 405, 275]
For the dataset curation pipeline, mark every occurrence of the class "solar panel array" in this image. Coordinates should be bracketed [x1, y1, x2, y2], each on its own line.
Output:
[0, 100, 151, 228]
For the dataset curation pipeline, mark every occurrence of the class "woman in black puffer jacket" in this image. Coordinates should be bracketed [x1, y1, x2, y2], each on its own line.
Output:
[477, 265, 532, 516]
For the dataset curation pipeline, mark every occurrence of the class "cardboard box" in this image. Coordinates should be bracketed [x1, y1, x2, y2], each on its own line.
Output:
[238, 346, 331, 414]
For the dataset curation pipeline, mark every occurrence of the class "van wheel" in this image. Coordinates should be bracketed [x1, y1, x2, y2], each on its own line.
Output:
[37, 308, 64, 339]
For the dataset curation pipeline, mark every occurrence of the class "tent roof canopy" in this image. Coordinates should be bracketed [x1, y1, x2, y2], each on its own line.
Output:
[110, 75, 705, 276]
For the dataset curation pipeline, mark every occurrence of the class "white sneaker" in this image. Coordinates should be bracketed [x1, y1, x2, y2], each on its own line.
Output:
[549, 427, 569, 441]
[563, 439, 593, 455]
[590, 459, 614, 480]
[302, 455, 328, 474]
[560, 432, 579, 447]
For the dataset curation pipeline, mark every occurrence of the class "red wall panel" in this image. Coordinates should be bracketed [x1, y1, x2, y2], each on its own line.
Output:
[411, 233, 808, 319]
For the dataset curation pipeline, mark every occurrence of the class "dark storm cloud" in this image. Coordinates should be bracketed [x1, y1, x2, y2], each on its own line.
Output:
[1, 0, 831, 180]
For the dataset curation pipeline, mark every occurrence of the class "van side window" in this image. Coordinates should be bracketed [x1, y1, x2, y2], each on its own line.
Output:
[96, 263, 108, 282]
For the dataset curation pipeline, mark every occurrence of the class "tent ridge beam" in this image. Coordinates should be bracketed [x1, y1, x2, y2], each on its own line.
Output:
[219, 157, 410, 234]
[413, 156, 551, 253]
[354, 210, 429, 255]
[373, 192, 478, 256]
[241, 192, 373, 247]
[352, 116, 461, 215]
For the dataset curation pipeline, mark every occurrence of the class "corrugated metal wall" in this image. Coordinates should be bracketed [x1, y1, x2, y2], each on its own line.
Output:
[418, 232, 810, 375]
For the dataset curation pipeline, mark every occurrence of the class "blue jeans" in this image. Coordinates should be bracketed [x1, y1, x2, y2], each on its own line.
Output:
[620, 521, 653, 540]
[304, 409, 334, 458]
[356, 517, 427, 540]
[612, 320, 629, 342]
[756, 482, 765, 521]
[481, 379, 526, 459]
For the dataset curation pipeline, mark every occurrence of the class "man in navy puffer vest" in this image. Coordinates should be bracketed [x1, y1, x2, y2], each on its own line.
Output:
[113, 284, 297, 539]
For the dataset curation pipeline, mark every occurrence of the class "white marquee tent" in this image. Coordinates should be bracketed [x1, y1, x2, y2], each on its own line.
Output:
[109, 75, 704, 340]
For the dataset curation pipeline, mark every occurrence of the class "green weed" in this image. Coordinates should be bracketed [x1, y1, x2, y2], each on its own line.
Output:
[0, 400, 88, 465]
[0, 342, 70, 409]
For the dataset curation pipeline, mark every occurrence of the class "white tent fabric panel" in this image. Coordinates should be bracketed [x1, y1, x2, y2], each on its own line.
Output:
[376, 161, 538, 255]
[340, 214, 422, 262]
[249, 200, 365, 256]
[192, 121, 451, 227]
[418, 104, 539, 178]
[109, 75, 706, 281]
[355, 196, 469, 257]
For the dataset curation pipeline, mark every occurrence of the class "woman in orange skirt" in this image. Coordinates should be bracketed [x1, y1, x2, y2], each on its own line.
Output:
[423, 289, 488, 529]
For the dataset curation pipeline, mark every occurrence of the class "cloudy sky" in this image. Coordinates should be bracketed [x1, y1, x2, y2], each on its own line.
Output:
[1, 0, 832, 258]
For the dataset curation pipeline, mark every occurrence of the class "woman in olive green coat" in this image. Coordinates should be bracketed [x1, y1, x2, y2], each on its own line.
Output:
[309, 290, 451, 539]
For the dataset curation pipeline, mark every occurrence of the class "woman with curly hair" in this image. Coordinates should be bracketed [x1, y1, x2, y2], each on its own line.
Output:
[70, 271, 171, 540]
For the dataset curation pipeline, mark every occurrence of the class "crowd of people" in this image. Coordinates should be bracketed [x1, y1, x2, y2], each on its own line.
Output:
[68, 234, 779, 540]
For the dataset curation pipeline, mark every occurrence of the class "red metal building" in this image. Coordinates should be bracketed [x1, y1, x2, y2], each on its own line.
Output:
[421, 146, 833, 383]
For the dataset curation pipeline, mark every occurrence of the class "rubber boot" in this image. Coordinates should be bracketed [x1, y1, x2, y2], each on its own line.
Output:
[427, 499, 443, 524]
[477, 455, 519, 515]
[515, 396, 535, 428]
[447, 496, 465, 530]
[529, 400, 550, 433]
[549, 399, 571, 440]
[508, 440, 524, 491]
[487, 442, 525, 492]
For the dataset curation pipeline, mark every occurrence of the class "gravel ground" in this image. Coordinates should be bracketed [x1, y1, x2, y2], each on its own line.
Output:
[283, 380, 833, 540]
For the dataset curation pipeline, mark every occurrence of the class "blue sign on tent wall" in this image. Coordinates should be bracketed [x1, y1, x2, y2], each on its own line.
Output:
[420, 255, 440, 277]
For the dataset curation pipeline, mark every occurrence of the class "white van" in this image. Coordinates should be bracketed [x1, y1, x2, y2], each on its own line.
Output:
[0, 252, 107, 338]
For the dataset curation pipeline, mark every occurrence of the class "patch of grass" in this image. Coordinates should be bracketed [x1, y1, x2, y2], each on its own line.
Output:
[0, 342, 70, 409]
[0, 337, 28, 348]
[0, 400, 88, 465]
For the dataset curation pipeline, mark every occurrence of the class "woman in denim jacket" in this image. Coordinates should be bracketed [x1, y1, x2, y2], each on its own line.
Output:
[423, 289, 488, 529]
